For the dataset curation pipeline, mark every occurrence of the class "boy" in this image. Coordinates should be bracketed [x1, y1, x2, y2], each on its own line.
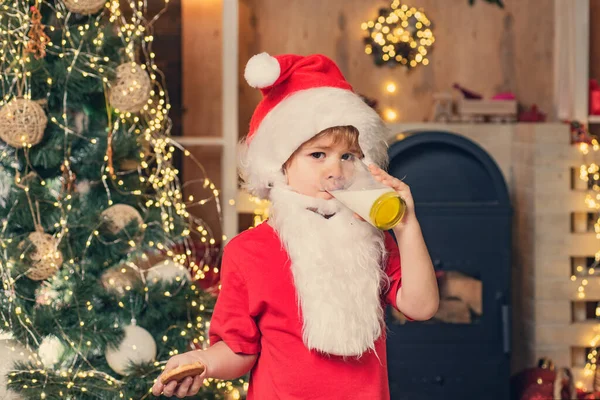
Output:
[152, 53, 439, 399]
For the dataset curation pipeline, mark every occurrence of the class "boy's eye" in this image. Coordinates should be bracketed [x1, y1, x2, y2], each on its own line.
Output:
[341, 153, 355, 161]
[310, 152, 325, 159]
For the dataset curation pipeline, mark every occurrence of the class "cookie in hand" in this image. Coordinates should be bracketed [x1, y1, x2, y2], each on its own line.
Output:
[160, 362, 206, 385]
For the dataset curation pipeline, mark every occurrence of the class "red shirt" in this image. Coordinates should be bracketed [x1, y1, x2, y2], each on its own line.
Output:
[208, 222, 403, 400]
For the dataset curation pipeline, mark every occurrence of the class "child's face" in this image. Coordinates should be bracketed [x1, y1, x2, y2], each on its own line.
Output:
[284, 134, 361, 200]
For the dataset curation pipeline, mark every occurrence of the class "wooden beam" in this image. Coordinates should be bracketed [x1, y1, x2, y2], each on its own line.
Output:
[574, 0, 590, 122]
[222, 0, 239, 242]
[554, 0, 590, 121]
[173, 137, 225, 146]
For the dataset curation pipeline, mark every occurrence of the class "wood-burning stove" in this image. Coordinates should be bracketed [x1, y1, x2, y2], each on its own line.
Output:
[386, 131, 512, 400]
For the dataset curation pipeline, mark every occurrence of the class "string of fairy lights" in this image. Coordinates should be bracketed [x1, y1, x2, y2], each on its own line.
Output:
[573, 139, 600, 301]
[574, 136, 600, 389]
[0, 0, 243, 398]
[358, 1, 435, 125]
[361, 0, 434, 69]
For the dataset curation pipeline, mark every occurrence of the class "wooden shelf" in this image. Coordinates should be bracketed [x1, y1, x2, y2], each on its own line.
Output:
[173, 137, 225, 146]
[588, 115, 600, 124]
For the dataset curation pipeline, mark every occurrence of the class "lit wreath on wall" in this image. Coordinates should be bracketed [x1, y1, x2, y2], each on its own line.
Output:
[362, 1, 434, 69]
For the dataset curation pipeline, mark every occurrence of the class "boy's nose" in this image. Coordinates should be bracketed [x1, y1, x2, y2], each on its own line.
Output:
[325, 161, 343, 179]
[322, 162, 347, 191]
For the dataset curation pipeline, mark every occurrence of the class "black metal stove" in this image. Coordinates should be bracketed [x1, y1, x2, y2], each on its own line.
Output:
[385, 130, 512, 400]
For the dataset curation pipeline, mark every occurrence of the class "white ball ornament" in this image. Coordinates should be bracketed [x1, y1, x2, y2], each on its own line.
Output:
[105, 324, 156, 376]
[146, 259, 192, 285]
[38, 335, 65, 368]
[0, 336, 34, 400]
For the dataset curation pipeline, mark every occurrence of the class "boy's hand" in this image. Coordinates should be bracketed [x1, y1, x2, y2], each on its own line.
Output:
[368, 164, 415, 224]
[352, 212, 365, 221]
[152, 351, 209, 398]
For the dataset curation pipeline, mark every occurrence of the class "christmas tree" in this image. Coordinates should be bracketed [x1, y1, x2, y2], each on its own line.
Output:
[0, 1, 241, 398]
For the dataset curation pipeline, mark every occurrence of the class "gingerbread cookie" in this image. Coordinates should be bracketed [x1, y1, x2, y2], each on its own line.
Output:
[160, 362, 206, 385]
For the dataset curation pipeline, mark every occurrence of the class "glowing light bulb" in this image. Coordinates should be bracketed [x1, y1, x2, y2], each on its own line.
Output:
[384, 109, 398, 121]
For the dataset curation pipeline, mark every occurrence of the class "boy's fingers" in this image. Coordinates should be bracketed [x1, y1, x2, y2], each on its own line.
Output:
[396, 180, 410, 189]
[353, 213, 365, 221]
[164, 358, 179, 371]
[175, 377, 193, 398]
[370, 165, 385, 174]
[151, 381, 164, 396]
[162, 381, 178, 397]
[152, 361, 177, 395]
[188, 375, 204, 395]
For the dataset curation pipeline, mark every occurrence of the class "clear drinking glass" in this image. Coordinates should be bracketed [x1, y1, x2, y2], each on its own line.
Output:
[321, 158, 406, 230]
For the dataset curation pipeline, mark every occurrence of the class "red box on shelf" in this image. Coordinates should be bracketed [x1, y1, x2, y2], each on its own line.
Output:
[590, 79, 600, 115]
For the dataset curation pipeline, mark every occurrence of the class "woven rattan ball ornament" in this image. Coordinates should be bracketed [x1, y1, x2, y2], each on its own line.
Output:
[109, 63, 152, 113]
[63, 0, 106, 15]
[19, 231, 63, 281]
[100, 204, 144, 234]
[0, 99, 47, 149]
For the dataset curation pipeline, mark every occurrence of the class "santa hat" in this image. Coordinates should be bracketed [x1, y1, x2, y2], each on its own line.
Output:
[239, 53, 389, 199]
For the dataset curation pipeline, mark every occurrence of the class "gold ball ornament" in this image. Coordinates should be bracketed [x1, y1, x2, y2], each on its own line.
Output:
[62, 0, 106, 15]
[0, 99, 47, 149]
[19, 231, 63, 281]
[101, 264, 141, 296]
[105, 324, 156, 376]
[109, 63, 152, 113]
[100, 204, 144, 235]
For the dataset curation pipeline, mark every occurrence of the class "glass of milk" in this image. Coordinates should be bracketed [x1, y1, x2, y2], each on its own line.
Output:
[321, 159, 406, 230]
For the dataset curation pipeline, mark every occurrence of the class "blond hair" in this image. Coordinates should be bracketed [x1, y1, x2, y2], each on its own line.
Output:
[284, 126, 364, 169]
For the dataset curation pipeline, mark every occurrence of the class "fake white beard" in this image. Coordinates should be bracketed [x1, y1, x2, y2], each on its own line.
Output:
[269, 186, 389, 357]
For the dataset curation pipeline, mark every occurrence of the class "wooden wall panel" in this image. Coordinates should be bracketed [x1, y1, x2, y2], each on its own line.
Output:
[239, 0, 262, 139]
[238, 0, 555, 124]
[182, 0, 223, 137]
[150, 0, 182, 137]
[590, 0, 600, 82]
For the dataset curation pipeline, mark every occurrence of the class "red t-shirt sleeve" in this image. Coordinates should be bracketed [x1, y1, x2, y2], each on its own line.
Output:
[383, 232, 402, 309]
[208, 246, 261, 355]
[383, 232, 415, 321]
